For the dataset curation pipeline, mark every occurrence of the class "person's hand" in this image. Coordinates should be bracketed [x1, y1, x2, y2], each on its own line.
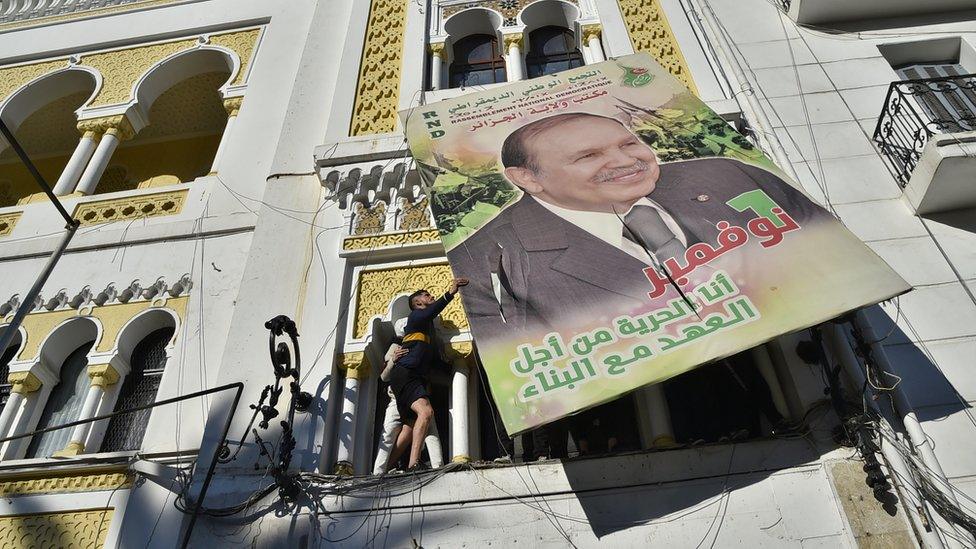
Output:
[449, 277, 469, 294]
[393, 347, 409, 361]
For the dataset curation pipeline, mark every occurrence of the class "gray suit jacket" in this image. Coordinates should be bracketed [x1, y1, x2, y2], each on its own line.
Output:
[449, 157, 832, 344]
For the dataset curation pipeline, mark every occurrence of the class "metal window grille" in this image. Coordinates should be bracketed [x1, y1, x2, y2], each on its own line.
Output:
[873, 65, 976, 186]
[0, 343, 16, 410]
[99, 327, 174, 452]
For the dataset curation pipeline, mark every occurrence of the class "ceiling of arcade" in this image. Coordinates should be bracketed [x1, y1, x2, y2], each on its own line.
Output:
[132, 71, 230, 141]
[0, 91, 92, 161]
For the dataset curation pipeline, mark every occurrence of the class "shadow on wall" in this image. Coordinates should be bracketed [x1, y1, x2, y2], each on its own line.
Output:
[860, 302, 973, 422]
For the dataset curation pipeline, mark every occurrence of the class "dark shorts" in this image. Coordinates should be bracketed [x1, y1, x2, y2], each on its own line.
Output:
[388, 365, 429, 422]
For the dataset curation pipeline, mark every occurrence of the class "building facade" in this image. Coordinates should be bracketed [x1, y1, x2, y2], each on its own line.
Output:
[0, 0, 973, 547]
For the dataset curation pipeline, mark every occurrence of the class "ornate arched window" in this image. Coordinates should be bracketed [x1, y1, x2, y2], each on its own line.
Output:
[525, 26, 584, 79]
[450, 34, 507, 88]
[99, 326, 174, 452]
[26, 340, 95, 458]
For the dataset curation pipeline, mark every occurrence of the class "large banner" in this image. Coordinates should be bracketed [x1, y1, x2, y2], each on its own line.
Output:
[402, 53, 909, 435]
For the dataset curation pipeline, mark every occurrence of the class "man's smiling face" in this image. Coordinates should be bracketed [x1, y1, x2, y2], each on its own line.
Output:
[505, 116, 660, 213]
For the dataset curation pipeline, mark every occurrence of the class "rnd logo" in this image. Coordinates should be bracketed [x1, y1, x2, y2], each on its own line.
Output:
[422, 111, 445, 138]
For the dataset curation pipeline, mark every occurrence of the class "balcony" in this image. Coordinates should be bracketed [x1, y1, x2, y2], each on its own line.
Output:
[782, 0, 976, 25]
[873, 73, 976, 214]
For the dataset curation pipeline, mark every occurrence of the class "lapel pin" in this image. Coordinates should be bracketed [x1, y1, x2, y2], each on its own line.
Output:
[695, 194, 710, 202]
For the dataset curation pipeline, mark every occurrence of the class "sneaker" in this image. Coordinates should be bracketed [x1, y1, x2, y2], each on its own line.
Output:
[407, 462, 430, 473]
[493, 455, 513, 464]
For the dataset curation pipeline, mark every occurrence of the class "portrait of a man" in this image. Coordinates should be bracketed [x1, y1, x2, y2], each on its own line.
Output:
[449, 112, 834, 344]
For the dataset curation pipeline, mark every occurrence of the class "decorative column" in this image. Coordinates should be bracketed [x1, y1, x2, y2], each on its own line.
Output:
[581, 24, 605, 63]
[209, 97, 243, 175]
[52, 130, 99, 195]
[639, 384, 675, 447]
[503, 33, 525, 82]
[53, 364, 120, 457]
[334, 352, 369, 476]
[0, 371, 42, 440]
[429, 42, 446, 91]
[750, 345, 790, 420]
[449, 342, 474, 463]
[75, 116, 136, 196]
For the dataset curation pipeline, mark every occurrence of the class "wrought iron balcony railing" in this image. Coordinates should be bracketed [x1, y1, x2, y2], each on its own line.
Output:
[873, 74, 976, 186]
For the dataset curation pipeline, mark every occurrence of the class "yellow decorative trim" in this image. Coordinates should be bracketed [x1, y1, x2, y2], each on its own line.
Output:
[617, 0, 698, 94]
[52, 441, 86, 458]
[449, 341, 474, 358]
[209, 29, 262, 87]
[0, 508, 114, 547]
[399, 197, 431, 230]
[77, 114, 136, 141]
[72, 189, 188, 226]
[8, 371, 42, 395]
[0, 59, 69, 106]
[502, 33, 524, 51]
[87, 363, 121, 388]
[0, 471, 131, 496]
[13, 295, 188, 361]
[0, 0, 185, 32]
[334, 461, 354, 476]
[78, 28, 259, 107]
[0, 211, 22, 238]
[581, 23, 602, 43]
[429, 42, 447, 57]
[350, 0, 409, 136]
[352, 201, 386, 235]
[353, 264, 469, 339]
[0, 28, 258, 108]
[652, 435, 678, 448]
[223, 96, 244, 117]
[342, 229, 440, 251]
[337, 352, 370, 380]
[451, 454, 472, 463]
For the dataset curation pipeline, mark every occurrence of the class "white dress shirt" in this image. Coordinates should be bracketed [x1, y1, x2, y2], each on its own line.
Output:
[533, 197, 688, 266]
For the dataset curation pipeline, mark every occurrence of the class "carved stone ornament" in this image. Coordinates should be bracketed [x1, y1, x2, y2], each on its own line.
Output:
[350, 0, 409, 136]
[617, 0, 697, 93]
[353, 264, 470, 339]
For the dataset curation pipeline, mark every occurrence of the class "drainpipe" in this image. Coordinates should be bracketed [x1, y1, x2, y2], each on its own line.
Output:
[852, 311, 976, 548]
[824, 323, 946, 549]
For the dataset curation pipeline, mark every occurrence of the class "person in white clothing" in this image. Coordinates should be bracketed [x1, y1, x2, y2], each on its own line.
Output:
[372, 317, 444, 474]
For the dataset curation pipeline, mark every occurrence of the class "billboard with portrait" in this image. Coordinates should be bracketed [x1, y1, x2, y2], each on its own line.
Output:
[401, 53, 909, 435]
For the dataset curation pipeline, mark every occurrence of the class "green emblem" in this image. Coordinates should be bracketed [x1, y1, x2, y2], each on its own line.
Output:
[621, 66, 654, 87]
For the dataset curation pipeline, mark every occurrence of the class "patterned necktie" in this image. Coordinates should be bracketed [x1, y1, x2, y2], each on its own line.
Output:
[622, 205, 686, 263]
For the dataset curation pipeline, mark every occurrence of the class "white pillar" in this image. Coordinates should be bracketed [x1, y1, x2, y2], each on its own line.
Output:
[504, 34, 524, 82]
[750, 345, 790, 420]
[0, 372, 42, 457]
[0, 392, 25, 440]
[450, 359, 470, 463]
[75, 117, 134, 196]
[54, 364, 119, 457]
[334, 353, 368, 475]
[430, 43, 445, 91]
[640, 384, 675, 447]
[209, 97, 242, 175]
[53, 131, 98, 195]
[583, 25, 605, 63]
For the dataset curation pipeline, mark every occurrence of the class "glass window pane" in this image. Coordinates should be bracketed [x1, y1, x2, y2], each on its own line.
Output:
[26, 340, 95, 458]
